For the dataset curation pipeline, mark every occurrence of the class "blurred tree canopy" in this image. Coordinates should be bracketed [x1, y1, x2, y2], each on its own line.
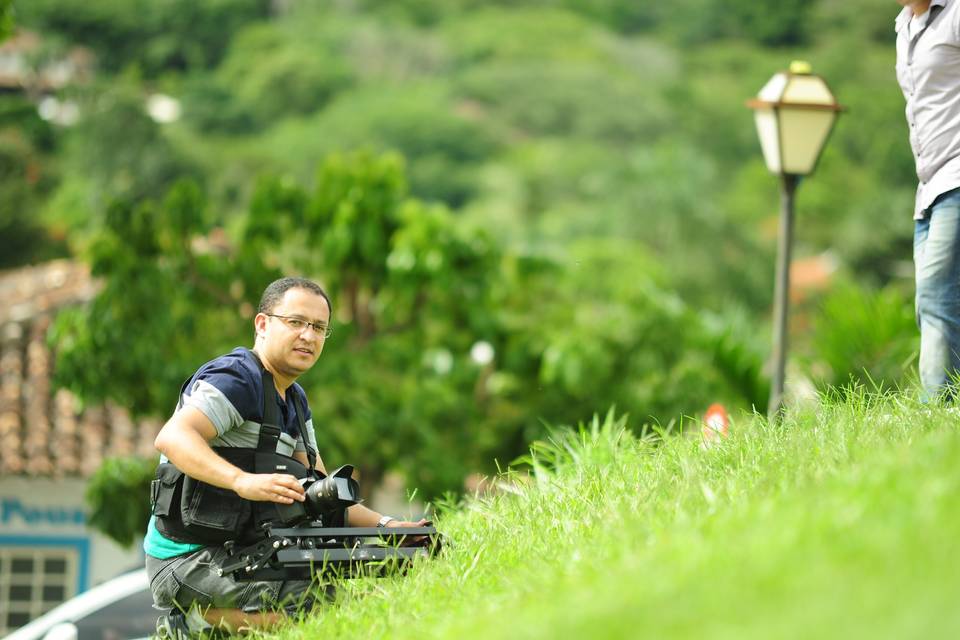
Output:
[3, 0, 922, 502]
[50, 151, 768, 498]
[1, 0, 11, 39]
[16, 0, 270, 75]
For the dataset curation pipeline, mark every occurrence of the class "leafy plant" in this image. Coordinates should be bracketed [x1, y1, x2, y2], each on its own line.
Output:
[808, 281, 917, 392]
[85, 456, 158, 547]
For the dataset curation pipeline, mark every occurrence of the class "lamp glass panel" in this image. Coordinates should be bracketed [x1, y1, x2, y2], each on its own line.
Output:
[779, 108, 836, 174]
[781, 75, 835, 106]
[757, 72, 788, 102]
[753, 108, 782, 174]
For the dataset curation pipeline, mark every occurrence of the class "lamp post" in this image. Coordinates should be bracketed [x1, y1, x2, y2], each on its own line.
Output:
[746, 60, 843, 420]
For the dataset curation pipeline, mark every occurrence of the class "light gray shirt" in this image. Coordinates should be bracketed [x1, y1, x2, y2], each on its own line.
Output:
[895, 0, 960, 218]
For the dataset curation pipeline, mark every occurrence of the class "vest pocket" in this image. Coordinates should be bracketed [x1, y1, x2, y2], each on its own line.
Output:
[151, 463, 182, 517]
[181, 478, 249, 532]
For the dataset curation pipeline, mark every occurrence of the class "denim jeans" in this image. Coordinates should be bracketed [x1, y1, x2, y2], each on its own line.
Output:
[914, 187, 960, 400]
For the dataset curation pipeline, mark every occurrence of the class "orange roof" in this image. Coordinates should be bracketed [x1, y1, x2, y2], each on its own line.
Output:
[0, 260, 161, 477]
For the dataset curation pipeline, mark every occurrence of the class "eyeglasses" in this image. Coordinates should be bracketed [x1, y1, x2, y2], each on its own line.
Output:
[267, 314, 332, 338]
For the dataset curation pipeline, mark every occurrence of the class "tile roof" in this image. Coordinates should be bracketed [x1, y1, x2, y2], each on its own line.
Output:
[0, 260, 161, 477]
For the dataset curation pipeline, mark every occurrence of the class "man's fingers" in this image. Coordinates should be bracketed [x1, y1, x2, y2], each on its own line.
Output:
[264, 474, 304, 503]
[234, 473, 306, 502]
[272, 477, 305, 503]
[273, 474, 305, 493]
[266, 487, 298, 504]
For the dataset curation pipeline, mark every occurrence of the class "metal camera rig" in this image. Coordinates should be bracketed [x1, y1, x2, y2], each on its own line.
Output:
[211, 464, 442, 581]
[212, 523, 441, 581]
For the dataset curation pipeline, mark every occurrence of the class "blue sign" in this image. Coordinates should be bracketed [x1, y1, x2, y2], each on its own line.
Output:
[0, 498, 86, 526]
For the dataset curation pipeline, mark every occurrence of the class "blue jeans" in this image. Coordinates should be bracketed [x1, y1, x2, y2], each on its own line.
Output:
[914, 187, 960, 400]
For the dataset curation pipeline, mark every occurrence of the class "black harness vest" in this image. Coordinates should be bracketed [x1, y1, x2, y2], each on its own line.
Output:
[151, 350, 319, 545]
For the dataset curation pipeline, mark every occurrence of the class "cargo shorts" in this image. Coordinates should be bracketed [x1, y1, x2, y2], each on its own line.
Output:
[146, 547, 321, 615]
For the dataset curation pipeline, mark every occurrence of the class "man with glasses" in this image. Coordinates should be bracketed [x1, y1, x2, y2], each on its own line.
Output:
[144, 277, 426, 638]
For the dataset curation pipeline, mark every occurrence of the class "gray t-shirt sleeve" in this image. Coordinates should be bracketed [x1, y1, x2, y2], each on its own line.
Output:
[181, 378, 246, 437]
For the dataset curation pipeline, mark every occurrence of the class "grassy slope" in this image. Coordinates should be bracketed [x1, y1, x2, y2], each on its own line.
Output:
[275, 397, 960, 640]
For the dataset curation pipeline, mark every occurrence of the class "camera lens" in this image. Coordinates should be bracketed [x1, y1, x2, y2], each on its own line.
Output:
[302, 465, 361, 517]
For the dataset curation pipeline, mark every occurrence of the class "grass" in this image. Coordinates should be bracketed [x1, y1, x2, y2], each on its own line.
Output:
[270, 394, 960, 640]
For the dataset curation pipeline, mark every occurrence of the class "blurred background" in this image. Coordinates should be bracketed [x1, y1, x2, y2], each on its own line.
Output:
[0, 0, 921, 614]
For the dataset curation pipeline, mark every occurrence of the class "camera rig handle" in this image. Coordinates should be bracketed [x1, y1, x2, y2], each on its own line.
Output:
[213, 524, 442, 581]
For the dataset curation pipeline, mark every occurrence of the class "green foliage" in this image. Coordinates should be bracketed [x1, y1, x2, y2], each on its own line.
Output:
[808, 281, 917, 392]
[499, 237, 769, 427]
[51, 152, 769, 499]
[50, 152, 501, 495]
[456, 59, 672, 143]
[0, 0, 12, 41]
[49, 179, 263, 415]
[0, 97, 65, 267]
[0, 138, 47, 267]
[256, 84, 502, 207]
[0, 94, 55, 151]
[442, 8, 612, 66]
[85, 456, 157, 547]
[183, 19, 353, 133]
[16, 0, 270, 75]
[459, 0, 816, 46]
[812, 0, 899, 45]
[260, 151, 507, 494]
[21, 0, 926, 504]
[45, 81, 197, 240]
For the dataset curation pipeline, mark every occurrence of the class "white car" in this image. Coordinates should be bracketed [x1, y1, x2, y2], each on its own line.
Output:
[2, 569, 156, 640]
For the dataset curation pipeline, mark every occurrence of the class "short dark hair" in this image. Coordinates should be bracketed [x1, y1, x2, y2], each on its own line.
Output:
[257, 277, 332, 317]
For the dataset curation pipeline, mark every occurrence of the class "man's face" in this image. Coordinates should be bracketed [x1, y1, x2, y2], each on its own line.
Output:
[255, 287, 330, 379]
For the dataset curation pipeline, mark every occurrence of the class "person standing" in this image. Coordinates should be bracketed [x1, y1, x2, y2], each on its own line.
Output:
[896, 0, 960, 399]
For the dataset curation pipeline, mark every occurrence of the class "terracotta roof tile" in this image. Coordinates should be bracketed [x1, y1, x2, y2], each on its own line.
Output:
[0, 260, 162, 478]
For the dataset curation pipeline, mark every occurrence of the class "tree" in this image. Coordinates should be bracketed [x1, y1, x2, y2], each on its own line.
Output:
[51, 151, 503, 496]
[58, 150, 770, 504]
[0, 95, 65, 268]
[0, 136, 51, 267]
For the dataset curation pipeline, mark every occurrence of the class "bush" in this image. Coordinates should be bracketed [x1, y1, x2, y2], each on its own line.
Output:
[85, 456, 157, 547]
[808, 281, 917, 392]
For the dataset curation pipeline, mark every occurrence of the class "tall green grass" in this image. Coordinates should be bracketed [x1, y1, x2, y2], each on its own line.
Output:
[273, 396, 960, 640]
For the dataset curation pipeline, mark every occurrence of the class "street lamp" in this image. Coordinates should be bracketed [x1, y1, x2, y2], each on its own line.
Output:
[746, 60, 843, 419]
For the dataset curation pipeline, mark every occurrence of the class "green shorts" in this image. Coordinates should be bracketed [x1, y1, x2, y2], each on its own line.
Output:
[146, 547, 321, 614]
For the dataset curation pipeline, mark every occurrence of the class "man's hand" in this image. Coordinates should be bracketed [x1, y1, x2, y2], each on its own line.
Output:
[385, 518, 432, 546]
[232, 472, 306, 504]
[385, 518, 431, 529]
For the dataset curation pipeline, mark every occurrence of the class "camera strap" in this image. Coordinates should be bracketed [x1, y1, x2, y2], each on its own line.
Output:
[248, 349, 318, 470]
[291, 390, 317, 472]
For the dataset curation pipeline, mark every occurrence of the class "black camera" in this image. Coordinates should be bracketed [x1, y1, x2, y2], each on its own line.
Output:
[273, 464, 360, 527]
